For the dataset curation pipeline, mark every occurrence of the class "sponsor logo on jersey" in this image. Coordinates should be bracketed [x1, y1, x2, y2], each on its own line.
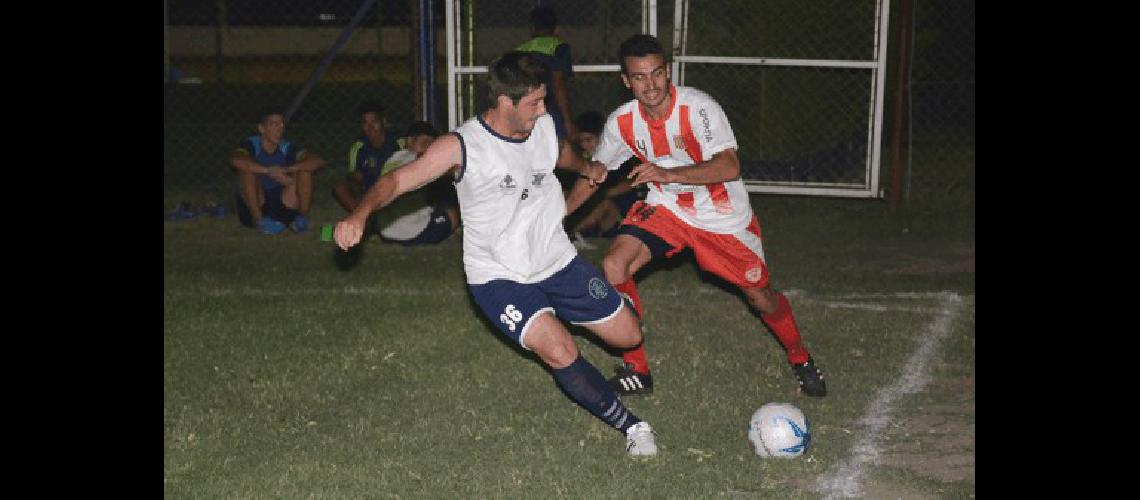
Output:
[699, 108, 712, 142]
[499, 174, 517, 194]
[745, 266, 764, 283]
[588, 277, 609, 299]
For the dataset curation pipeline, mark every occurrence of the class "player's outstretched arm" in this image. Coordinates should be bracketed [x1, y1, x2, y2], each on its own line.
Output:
[555, 139, 607, 186]
[628, 148, 740, 186]
[334, 134, 462, 250]
[565, 175, 600, 216]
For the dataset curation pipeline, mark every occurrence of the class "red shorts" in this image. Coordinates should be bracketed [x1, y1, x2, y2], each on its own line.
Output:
[619, 201, 770, 289]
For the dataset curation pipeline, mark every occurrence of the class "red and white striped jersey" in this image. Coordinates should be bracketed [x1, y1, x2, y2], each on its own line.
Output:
[593, 85, 753, 234]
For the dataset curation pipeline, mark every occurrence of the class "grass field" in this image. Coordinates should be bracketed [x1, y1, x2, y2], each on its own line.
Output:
[164, 193, 974, 498]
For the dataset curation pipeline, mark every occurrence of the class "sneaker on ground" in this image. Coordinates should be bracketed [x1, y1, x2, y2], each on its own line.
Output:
[165, 202, 199, 221]
[609, 363, 653, 396]
[203, 202, 227, 218]
[290, 214, 310, 233]
[791, 356, 827, 397]
[257, 216, 286, 235]
[625, 421, 658, 457]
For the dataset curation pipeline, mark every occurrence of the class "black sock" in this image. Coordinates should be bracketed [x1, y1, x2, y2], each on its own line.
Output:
[552, 355, 642, 434]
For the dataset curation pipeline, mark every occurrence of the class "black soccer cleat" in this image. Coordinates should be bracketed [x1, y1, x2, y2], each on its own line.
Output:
[609, 363, 654, 396]
[333, 243, 364, 271]
[791, 357, 827, 397]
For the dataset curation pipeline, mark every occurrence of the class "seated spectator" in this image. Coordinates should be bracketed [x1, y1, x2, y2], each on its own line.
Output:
[564, 111, 643, 249]
[335, 121, 459, 269]
[376, 122, 462, 246]
[230, 106, 326, 235]
[333, 101, 402, 233]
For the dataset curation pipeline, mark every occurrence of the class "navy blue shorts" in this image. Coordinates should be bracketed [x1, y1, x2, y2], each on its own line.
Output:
[236, 188, 298, 228]
[468, 255, 624, 349]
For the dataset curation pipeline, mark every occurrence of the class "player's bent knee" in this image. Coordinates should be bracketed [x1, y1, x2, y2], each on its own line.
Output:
[534, 339, 579, 369]
[526, 321, 580, 369]
[595, 309, 642, 348]
[601, 254, 630, 282]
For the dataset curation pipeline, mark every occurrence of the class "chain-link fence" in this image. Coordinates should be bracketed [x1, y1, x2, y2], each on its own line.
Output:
[164, 0, 432, 199]
[448, 0, 645, 127]
[905, 0, 975, 206]
[164, 0, 974, 208]
[676, 1, 883, 192]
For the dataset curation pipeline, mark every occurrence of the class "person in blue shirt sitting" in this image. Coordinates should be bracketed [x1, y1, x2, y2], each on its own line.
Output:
[230, 106, 327, 235]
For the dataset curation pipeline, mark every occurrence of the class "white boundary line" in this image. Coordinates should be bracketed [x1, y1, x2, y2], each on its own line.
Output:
[813, 292, 964, 499]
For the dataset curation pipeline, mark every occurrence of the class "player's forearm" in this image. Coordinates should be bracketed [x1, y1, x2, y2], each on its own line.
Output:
[351, 174, 400, 222]
[554, 139, 587, 173]
[664, 149, 741, 184]
[565, 176, 599, 215]
[231, 157, 269, 175]
[291, 156, 327, 173]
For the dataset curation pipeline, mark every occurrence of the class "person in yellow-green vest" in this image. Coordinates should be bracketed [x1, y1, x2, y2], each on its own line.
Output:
[516, 6, 578, 141]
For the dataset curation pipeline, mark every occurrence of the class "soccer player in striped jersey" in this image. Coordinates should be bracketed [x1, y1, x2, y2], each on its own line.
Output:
[333, 52, 657, 456]
[574, 34, 827, 398]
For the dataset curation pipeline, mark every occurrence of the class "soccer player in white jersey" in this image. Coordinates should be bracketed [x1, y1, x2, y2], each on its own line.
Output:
[574, 34, 827, 398]
[333, 52, 657, 457]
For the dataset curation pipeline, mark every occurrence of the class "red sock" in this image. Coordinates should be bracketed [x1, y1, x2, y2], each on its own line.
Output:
[761, 292, 810, 365]
[613, 280, 643, 320]
[614, 280, 650, 374]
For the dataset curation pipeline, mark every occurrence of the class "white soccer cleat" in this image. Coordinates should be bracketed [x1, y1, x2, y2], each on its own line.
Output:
[625, 421, 658, 457]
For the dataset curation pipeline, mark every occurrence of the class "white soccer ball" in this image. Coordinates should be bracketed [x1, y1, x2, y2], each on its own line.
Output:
[748, 403, 811, 458]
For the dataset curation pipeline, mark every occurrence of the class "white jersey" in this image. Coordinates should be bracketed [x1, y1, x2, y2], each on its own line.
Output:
[452, 114, 576, 285]
[593, 85, 753, 234]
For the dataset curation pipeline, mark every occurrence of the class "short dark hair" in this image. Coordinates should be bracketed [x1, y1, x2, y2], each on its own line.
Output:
[485, 51, 549, 109]
[357, 100, 386, 119]
[619, 34, 666, 74]
[574, 111, 605, 136]
[256, 106, 284, 125]
[403, 120, 438, 138]
[529, 6, 557, 32]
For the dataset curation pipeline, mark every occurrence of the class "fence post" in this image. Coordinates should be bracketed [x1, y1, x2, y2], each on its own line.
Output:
[165, 0, 170, 83]
[888, 0, 913, 209]
[215, 0, 226, 84]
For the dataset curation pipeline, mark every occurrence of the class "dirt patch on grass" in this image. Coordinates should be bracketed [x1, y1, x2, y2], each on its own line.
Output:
[887, 244, 975, 275]
[878, 376, 975, 485]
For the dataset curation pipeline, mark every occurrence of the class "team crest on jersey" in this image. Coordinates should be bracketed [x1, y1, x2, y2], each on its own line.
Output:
[499, 174, 517, 194]
[673, 135, 685, 150]
[588, 277, 609, 299]
[745, 266, 765, 283]
[531, 172, 546, 186]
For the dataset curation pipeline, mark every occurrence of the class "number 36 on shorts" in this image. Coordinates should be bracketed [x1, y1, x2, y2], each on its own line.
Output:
[500, 304, 524, 332]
